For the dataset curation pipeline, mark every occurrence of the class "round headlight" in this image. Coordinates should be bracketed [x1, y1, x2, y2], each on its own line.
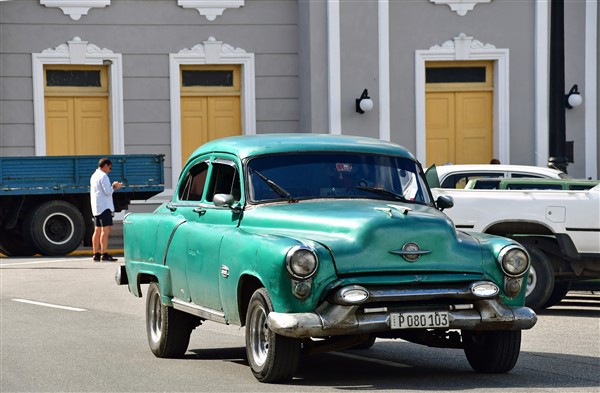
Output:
[286, 245, 318, 279]
[499, 246, 529, 277]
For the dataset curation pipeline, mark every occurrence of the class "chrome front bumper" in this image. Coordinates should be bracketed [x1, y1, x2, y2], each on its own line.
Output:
[267, 283, 537, 339]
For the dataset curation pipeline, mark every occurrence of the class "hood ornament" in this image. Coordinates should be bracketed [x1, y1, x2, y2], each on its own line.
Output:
[389, 242, 431, 262]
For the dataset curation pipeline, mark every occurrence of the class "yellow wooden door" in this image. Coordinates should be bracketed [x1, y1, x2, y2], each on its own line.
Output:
[455, 91, 492, 164]
[45, 97, 75, 156]
[426, 92, 455, 165]
[181, 96, 209, 164]
[44, 65, 109, 156]
[181, 96, 241, 166]
[180, 65, 242, 166]
[425, 61, 493, 166]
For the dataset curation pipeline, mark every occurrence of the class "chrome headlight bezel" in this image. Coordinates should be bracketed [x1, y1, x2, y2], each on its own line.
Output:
[498, 245, 530, 277]
[285, 245, 319, 279]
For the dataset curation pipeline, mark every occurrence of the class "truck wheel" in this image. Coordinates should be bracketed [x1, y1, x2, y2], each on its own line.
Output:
[542, 281, 571, 308]
[522, 244, 554, 310]
[23, 201, 84, 256]
[146, 282, 195, 358]
[463, 330, 521, 373]
[0, 231, 38, 256]
[245, 288, 301, 383]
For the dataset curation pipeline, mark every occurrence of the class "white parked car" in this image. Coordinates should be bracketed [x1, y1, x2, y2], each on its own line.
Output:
[426, 164, 567, 189]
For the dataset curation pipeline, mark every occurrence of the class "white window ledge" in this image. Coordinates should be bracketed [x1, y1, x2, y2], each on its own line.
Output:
[40, 0, 110, 21]
[177, 0, 244, 21]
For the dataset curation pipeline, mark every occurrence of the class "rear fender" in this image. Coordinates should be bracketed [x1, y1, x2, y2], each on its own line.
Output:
[123, 212, 186, 265]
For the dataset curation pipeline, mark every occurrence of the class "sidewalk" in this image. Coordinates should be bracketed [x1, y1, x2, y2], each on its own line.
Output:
[70, 221, 124, 257]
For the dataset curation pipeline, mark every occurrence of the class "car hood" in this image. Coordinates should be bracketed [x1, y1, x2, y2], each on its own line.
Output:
[240, 200, 483, 276]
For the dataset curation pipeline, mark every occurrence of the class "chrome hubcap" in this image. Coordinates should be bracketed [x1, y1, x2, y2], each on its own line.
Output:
[249, 304, 269, 367]
[149, 291, 162, 343]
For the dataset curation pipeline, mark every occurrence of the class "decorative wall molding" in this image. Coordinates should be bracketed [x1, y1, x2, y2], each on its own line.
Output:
[32, 37, 124, 155]
[430, 0, 491, 16]
[169, 36, 255, 186]
[415, 33, 510, 165]
[177, 0, 244, 21]
[40, 0, 110, 21]
[42, 36, 114, 63]
[429, 33, 496, 60]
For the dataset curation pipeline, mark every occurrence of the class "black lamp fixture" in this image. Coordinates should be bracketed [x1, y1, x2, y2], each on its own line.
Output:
[355, 89, 374, 114]
[565, 84, 583, 109]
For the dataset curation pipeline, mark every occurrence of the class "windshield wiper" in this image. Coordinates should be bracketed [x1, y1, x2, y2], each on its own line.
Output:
[356, 185, 407, 201]
[253, 170, 297, 203]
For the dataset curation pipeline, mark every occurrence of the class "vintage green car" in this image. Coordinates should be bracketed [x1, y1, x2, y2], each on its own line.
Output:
[116, 134, 536, 383]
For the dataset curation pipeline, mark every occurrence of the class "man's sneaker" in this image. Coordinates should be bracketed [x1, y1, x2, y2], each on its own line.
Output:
[92, 253, 101, 262]
[101, 253, 118, 262]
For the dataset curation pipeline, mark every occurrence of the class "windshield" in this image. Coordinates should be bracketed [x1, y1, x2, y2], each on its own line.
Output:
[247, 152, 432, 204]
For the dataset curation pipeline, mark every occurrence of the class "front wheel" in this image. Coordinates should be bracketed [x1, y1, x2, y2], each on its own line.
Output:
[542, 281, 571, 308]
[245, 288, 301, 383]
[523, 244, 554, 310]
[463, 330, 521, 373]
[146, 282, 196, 358]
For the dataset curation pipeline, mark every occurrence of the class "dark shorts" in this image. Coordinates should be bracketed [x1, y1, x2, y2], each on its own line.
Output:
[94, 209, 113, 227]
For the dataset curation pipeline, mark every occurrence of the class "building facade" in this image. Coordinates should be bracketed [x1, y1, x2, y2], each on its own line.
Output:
[0, 0, 598, 194]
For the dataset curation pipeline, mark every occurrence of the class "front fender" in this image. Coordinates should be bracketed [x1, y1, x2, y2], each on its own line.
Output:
[218, 229, 337, 324]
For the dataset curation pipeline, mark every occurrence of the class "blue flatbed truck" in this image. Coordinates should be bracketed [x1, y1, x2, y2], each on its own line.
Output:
[0, 154, 164, 256]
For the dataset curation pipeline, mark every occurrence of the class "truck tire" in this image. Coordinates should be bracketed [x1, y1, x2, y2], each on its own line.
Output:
[245, 288, 301, 383]
[542, 281, 571, 308]
[463, 330, 521, 373]
[22, 200, 85, 256]
[146, 282, 196, 358]
[0, 231, 38, 256]
[522, 243, 554, 311]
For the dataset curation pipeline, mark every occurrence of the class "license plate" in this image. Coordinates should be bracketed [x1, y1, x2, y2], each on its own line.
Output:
[390, 311, 449, 329]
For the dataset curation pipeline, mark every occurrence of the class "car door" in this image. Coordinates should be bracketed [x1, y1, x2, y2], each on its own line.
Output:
[167, 155, 242, 311]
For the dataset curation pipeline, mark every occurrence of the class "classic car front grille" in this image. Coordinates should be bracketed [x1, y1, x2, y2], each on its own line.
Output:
[328, 281, 496, 307]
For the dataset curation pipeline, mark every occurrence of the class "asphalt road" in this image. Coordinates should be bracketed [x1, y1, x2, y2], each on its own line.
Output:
[1, 256, 598, 393]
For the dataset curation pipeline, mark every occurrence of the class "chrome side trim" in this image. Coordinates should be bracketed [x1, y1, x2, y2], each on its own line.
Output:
[162, 220, 186, 266]
[171, 298, 226, 324]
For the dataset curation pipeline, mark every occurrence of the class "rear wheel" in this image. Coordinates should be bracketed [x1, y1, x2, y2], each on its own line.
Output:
[245, 288, 301, 383]
[523, 244, 554, 310]
[463, 330, 521, 373]
[22, 201, 84, 256]
[146, 282, 196, 358]
[0, 230, 37, 256]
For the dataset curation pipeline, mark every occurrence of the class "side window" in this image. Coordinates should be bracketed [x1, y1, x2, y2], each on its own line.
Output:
[206, 162, 241, 202]
[443, 172, 504, 189]
[179, 162, 209, 201]
[511, 173, 545, 179]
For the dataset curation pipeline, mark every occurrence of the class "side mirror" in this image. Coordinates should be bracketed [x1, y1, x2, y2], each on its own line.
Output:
[213, 193, 235, 207]
[436, 195, 453, 211]
[213, 194, 242, 213]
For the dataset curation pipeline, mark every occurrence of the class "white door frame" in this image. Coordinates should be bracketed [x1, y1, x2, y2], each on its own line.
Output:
[169, 37, 256, 188]
[415, 33, 509, 165]
[32, 36, 124, 155]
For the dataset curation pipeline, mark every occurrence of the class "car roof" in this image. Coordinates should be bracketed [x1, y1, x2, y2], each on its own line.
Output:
[433, 164, 566, 178]
[188, 133, 416, 161]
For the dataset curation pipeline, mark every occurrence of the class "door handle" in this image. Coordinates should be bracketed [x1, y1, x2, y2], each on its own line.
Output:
[193, 207, 206, 216]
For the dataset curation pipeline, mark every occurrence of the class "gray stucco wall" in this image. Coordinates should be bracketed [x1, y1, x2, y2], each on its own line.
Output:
[0, 0, 300, 188]
[0, 0, 596, 181]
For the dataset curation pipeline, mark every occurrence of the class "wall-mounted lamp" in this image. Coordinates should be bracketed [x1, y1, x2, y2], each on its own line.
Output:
[565, 84, 582, 109]
[356, 89, 374, 114]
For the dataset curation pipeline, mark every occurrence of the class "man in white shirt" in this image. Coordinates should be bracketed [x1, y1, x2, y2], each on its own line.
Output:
[90, 157, 122, 262]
